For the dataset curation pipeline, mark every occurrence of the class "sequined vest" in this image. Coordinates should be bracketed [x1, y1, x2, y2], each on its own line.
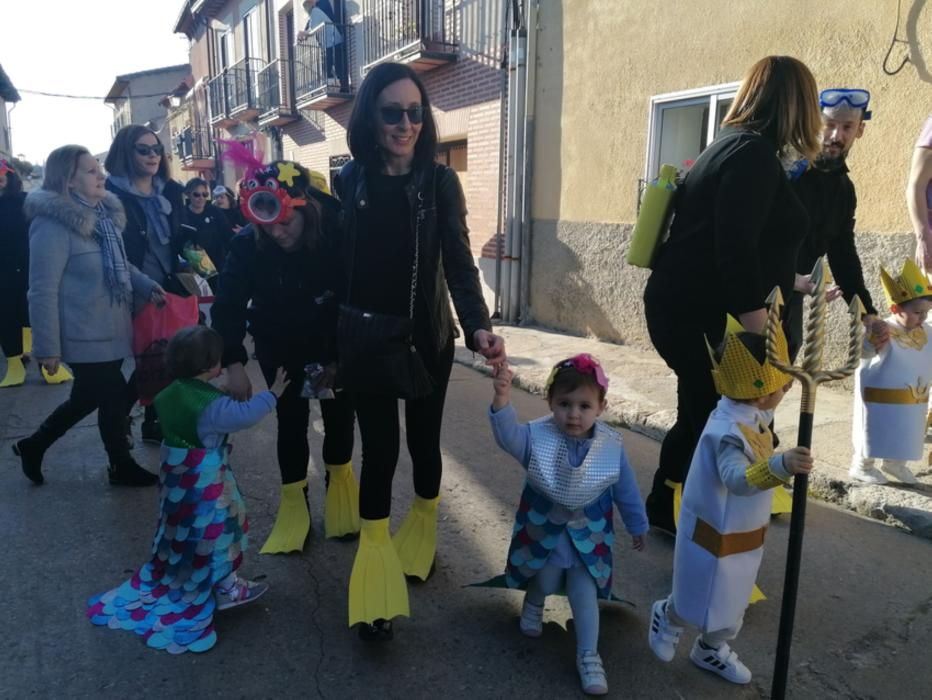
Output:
[527, 418, 622, 509]
[154, 379, 225, 449]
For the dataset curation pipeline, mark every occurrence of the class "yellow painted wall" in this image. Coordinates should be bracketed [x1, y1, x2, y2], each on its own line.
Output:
[533, 0, 932, 233]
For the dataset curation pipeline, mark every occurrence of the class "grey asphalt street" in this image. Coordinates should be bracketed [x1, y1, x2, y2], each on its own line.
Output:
[2, 362, 931, 699]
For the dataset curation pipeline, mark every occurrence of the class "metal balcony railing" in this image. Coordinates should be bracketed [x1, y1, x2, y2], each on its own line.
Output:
[294, 22, 353, 106]
[228, 57, 265, 114]
[362, 0, 458, 72]
[257, 59, 283, 114]
[207, 72, 229, 123]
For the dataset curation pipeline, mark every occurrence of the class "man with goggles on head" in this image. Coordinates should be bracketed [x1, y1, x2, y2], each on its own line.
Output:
[786, 88, 879, 360]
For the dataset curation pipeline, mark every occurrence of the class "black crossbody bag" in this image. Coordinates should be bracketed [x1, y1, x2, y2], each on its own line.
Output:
[336, 177, 434, 400]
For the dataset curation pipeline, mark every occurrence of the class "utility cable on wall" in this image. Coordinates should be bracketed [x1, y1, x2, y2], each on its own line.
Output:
[883, 0, 911, 76]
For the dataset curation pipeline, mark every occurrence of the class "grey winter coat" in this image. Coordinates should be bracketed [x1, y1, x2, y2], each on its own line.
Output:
[25, 190, 158, 363]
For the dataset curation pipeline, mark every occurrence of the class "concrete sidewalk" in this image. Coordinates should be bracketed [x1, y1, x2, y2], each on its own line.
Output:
[455, 325, 932, 540]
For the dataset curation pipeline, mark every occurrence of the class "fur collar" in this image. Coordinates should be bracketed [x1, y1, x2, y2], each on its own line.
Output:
[24, 190, 127, 239]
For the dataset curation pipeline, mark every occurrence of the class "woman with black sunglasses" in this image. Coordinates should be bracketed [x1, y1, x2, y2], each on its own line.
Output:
[333, 62, 505, 641]
[105, 125, 185, 444]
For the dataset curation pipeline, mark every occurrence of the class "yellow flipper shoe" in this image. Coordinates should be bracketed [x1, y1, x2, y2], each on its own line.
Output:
[348, 517, 409, 626]
[750, 583, 767, 604]
[0, 356, 26, 388]
[260, 479, 310, 554]
[325, 462, 360, 539]
[392, 495, 439, 580]
[771, 485, 793, 515]
[41, 364, 73, 385]
[22, 327, 33, 355]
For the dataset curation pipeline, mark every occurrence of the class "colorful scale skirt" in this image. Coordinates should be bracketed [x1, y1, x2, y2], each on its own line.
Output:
[87, 445, 247, 654]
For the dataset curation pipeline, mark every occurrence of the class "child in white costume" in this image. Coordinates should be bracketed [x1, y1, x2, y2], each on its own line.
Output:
[850, 259, 932, 485]
[649, 327, 813, 685]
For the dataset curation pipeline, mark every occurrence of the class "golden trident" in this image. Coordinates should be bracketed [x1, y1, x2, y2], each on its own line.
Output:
[764, 256, 864, 700]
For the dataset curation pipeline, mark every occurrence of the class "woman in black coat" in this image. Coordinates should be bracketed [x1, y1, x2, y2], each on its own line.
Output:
[334, 62, 505, 640]
[642, 56, 822, 534]
[0, 164, 30, 387]
[104, 125, 185, 444]
[211, 160, 356, 554]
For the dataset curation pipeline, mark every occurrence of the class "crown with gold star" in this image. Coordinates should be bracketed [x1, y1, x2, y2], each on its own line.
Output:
[706, 316, 791, 399]
[880, 259, 932, 309]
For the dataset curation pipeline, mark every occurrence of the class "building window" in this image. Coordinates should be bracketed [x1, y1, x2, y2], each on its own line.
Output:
[645, 82, 739, 180]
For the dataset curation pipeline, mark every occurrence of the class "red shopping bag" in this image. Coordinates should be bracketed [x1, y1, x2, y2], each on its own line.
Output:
[132, 293, 199, 405]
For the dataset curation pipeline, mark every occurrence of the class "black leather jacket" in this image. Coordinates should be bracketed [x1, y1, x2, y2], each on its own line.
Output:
[105, 178, 186, 271]
[334, 160, 491, 352]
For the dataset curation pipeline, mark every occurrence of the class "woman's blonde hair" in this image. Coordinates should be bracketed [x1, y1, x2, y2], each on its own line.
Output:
[43, 145, 91, 194]
[722, 56, 821, 161]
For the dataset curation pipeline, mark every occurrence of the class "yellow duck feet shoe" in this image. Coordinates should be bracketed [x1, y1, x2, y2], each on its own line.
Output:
[41, 364, 73, 385]
[393, 495, 439, 581]
[324, 462, 360, 540]
[260, 479, 311, 554]
[348, 517, 409, 634]
[0, 356, 26, 388]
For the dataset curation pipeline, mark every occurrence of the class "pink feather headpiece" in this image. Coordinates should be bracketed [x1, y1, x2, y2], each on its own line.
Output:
[544, 353, 609, 393]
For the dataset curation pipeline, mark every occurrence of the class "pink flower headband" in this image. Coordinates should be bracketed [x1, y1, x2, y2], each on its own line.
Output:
[544, 353, 609, 392]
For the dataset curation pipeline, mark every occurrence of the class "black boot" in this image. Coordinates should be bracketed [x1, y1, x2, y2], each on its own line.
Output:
[12, 437, 46, 485]
[108, 454, 159, 487]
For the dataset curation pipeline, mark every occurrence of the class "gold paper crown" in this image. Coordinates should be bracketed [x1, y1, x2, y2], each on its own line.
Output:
[706, 316, 791, 399]
[880, 259, 932, 309]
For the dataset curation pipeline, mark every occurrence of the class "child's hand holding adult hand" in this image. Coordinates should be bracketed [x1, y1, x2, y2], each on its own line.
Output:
[867, 318, 890, 351]
[491, 362, 514, 410]
[270, 367, 290, 398]
[631, 533, 647, 551]
[783, 446, 813, 475]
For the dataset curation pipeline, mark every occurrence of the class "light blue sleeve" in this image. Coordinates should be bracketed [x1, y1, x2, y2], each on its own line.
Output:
[717, 434, 792, 496]
[611, 446, 649, 536]
[197, 392, 277, 446]
[488, 403, 532, 468]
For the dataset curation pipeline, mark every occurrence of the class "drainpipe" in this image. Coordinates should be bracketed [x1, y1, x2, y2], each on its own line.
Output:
[517, 0, 537, 325]
[492, 0, 512, 318]
[502, 0, 537, 324]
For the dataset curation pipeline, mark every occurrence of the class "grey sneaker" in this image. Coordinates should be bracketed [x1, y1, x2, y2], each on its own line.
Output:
[519, 598, 543, 638]
[576, 651, 608, 695]
[849, 461, 887, 485]
[689, 638, 751, 684]
[215, 576, 268, 611]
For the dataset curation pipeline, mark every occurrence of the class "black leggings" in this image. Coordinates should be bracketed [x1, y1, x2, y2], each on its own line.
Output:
[644, 286, 723, 521]
[32, 360, 131, 461]
[258, 357, 356, 486]
[0, 288, 28, 357]
[354, 337, 455, 520]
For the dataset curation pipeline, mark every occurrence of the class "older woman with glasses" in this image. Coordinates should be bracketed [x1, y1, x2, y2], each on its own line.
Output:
[13, 145, 164, 486]
[105, 125, 185, 444]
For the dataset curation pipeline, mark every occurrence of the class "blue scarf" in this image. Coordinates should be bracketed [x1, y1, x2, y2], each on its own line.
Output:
[73, 193, 133, 306]
[108, 175, 172, 245]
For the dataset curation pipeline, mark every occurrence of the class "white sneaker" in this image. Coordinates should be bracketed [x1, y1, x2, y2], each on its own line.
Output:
[689, 638, 752, 684]
[848, 461, 887, 485]
[215, 576, 269, 611]
[519, 599, 543, 638]
[576, 651, 608, 695]
[648, 599, 683, 662]
[881, 460, 919, 484]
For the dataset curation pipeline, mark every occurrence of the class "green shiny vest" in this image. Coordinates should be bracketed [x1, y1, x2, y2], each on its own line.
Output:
[153, 379, 225, 448]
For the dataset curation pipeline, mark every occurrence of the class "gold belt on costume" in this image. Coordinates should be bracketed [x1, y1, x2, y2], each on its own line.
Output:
[863, 387, 928, 405]
[692, 518, 766, 558]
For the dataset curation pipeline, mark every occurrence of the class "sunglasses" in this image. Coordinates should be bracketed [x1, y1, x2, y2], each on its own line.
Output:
[190, 192, 209, 198]
[134, 143, 165, 157]
[379, 106, 424, 125]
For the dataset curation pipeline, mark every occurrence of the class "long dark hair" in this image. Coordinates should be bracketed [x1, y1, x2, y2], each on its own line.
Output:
[347, 62, 438, 171]
[1, 168, 23, 196]
[105, 124, 170, 181]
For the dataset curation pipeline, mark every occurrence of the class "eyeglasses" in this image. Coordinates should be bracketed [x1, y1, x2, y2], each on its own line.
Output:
[190, 192, 209, 198]
[379, 106, 424, 125]
[134, 143, 165, 157]
[819, 89, 871, 117]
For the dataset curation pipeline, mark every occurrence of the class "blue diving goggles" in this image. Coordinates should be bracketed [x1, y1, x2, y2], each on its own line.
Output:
[819, 88, 871, 120]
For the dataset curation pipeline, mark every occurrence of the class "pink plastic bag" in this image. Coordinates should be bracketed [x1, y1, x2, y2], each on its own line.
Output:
[132, 293, 199, 405]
